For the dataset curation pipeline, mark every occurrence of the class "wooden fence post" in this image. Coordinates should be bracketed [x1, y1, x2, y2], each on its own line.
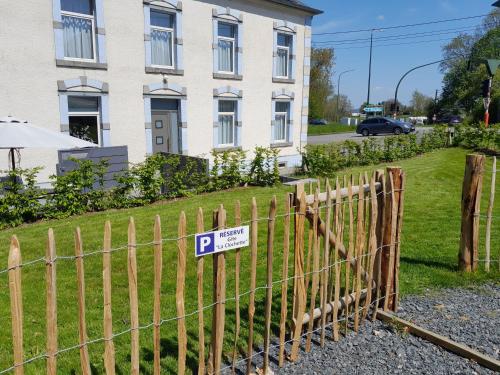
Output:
[320, 181, 331, 347]
[46, 229, 58, 375]
[9, 236, 24, 375]
[153, 216, 162, 375]
[262, 196, 277, 374]
[196, 208, 206, 375]
[177, 212, 187, 375]
[75, 228, 91, 375]
[306, 190, 320, 352]
[381, 167, 404, 312]
[485, 156, 496, 272]
[246, 198, 258, 375]
[459, 155, 485, 272]
[103, 221, 116, 375]
[211, 205, 226, 375]
[231, 201, 242, 374]
[128, 217, 140, 375]
[372, 170, 385, 321]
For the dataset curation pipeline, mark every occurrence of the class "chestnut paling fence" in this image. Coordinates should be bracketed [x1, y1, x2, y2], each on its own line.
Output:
[1, 167, 404, 375]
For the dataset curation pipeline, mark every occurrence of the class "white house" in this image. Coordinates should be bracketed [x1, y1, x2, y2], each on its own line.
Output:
[0, 0, 322, 183]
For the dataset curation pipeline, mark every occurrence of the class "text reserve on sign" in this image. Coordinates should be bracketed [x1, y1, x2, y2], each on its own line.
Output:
[195, 225, 250, 257]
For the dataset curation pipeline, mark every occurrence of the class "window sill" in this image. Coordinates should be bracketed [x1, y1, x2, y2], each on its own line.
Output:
[145, 67, 184, 75]
[270, 142, 293, 148]
[213, 73, 243, 81]
[213, 146, 242, 152]
[56, 59, 108, 70]
[272, 77, 295, 84]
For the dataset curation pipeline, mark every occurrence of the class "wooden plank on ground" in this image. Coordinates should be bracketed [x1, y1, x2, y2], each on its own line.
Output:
[376, 310, 500, 372]
[46, 229, 57, 375]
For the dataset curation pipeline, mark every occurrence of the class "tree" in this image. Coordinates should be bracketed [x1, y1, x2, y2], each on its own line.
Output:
[437, 19, 500, 122]
[409, 90, 433, 116]
[309, 48, 335, 119]
[324, 94, 353, 121]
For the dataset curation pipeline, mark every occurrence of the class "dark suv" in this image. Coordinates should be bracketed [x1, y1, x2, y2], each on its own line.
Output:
[356, 117, 415, 136]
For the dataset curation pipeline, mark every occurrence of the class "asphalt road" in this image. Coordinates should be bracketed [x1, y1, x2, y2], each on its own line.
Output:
[307, 127, 431, 145]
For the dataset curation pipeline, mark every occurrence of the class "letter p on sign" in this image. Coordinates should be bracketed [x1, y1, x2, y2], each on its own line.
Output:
[195, 232, 215, 257]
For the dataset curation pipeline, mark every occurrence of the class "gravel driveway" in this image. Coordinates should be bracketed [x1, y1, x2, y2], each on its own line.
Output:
[227, 283, 499, 374]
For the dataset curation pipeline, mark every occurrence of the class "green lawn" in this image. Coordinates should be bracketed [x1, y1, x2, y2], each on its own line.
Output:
[307, 122, 355, 135]
[0, 148, 498, 374]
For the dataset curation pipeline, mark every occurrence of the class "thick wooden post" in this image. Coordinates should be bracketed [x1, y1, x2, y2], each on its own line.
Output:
[485, 156, 496, 272]
[128, 217, 140, 375]
[196, 208, 206, 375]
[372, 170, 385, 321]
[153, 216, 162, 375]
[177, 212, 187, 375]
[459, 155, 485, 272]
[246, 198, 258, 375]
[103, 221, 116, 375]
[231, 201, 242, 374]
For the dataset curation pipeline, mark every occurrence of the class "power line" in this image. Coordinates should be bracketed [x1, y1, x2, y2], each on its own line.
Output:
[313, 24, 487, 45]
[312, 14, 490, 36]
[329, 36, 460, 50]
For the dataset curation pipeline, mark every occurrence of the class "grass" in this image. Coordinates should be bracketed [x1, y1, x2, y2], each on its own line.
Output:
[0, 147, 498, 373]
[307, 122, 354, 136]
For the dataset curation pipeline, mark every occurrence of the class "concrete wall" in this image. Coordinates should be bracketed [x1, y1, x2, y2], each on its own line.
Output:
[0, 0, 314, 183]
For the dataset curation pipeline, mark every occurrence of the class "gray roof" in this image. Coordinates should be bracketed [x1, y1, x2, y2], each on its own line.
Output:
[266, 0, 323, 15]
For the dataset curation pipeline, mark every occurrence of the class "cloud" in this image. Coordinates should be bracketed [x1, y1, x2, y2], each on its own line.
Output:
[377, 15, 385, 21]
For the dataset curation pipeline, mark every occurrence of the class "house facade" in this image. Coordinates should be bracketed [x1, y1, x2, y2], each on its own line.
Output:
[0, 0, 322, 183]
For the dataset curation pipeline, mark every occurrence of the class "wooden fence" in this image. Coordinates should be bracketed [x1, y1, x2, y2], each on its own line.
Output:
[459, 155, 497, 272]
[1, 167, 404, 374]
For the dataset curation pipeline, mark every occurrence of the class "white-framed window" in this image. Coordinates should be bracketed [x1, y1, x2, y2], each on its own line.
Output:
[273, 101, 289, 142]
[218, 22, 236, 73]
[150, 9, 175, 68]
[68, 96, 101, 145]
[61, 0, 96, 61]
[218, 100, 236, 146]
[276, 33, 292, 78]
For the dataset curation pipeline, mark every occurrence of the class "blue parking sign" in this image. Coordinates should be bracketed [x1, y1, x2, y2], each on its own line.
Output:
[195, 232, 215, 256]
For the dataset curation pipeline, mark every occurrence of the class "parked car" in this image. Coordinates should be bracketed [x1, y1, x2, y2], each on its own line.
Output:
[356, 117, 415, 136]
[309, 119, 328, 125]
[437, 115, 462, 126]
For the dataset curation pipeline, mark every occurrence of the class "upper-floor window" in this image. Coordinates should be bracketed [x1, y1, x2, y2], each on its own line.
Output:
[150, 10, 175, 68]
[218, 100, 236, 146]
[61, 0, 95, 61]
[276, 33, 292, 78]
[217, 22, 236, 73]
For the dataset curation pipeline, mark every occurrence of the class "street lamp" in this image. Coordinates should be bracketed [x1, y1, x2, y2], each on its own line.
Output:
[336, 69, 355, 122]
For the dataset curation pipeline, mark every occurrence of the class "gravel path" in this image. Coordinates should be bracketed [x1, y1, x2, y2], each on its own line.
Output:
[226, 283, 499, 375]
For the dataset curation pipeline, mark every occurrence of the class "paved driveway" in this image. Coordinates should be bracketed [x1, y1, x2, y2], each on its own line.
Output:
[307, 127, 431, 145]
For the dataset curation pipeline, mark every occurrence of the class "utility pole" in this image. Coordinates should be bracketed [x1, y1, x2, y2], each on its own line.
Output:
[366, 29, 374, 107]
[336, 69, 355, 123]
[433, 89, 438, 124]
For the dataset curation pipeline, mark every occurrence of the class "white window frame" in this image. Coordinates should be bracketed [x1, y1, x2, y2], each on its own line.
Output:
[68, 110, 101, 145]
[61, 9, 97, 63]
[276, 46, 290, 79]
[218, 103, 236, 147]
[150, 10, 175, 69]
[274, 107, 288, 143]
[217, 22, 236, 74]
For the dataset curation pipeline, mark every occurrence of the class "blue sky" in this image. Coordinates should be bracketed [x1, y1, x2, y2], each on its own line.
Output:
[306, 0, 495, 109]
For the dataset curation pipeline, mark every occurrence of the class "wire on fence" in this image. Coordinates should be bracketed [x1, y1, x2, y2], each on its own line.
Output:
[0, 246, 391, 374]
[0, 189, 396, 276]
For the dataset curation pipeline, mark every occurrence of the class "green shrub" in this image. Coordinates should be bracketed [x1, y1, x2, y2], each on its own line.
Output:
[248, 147, 280, 186]
[0, 167, 43, 228]
[210, 149, 247, 190]
[453, 123, 499, 152]
[46, 159, 109, 218]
